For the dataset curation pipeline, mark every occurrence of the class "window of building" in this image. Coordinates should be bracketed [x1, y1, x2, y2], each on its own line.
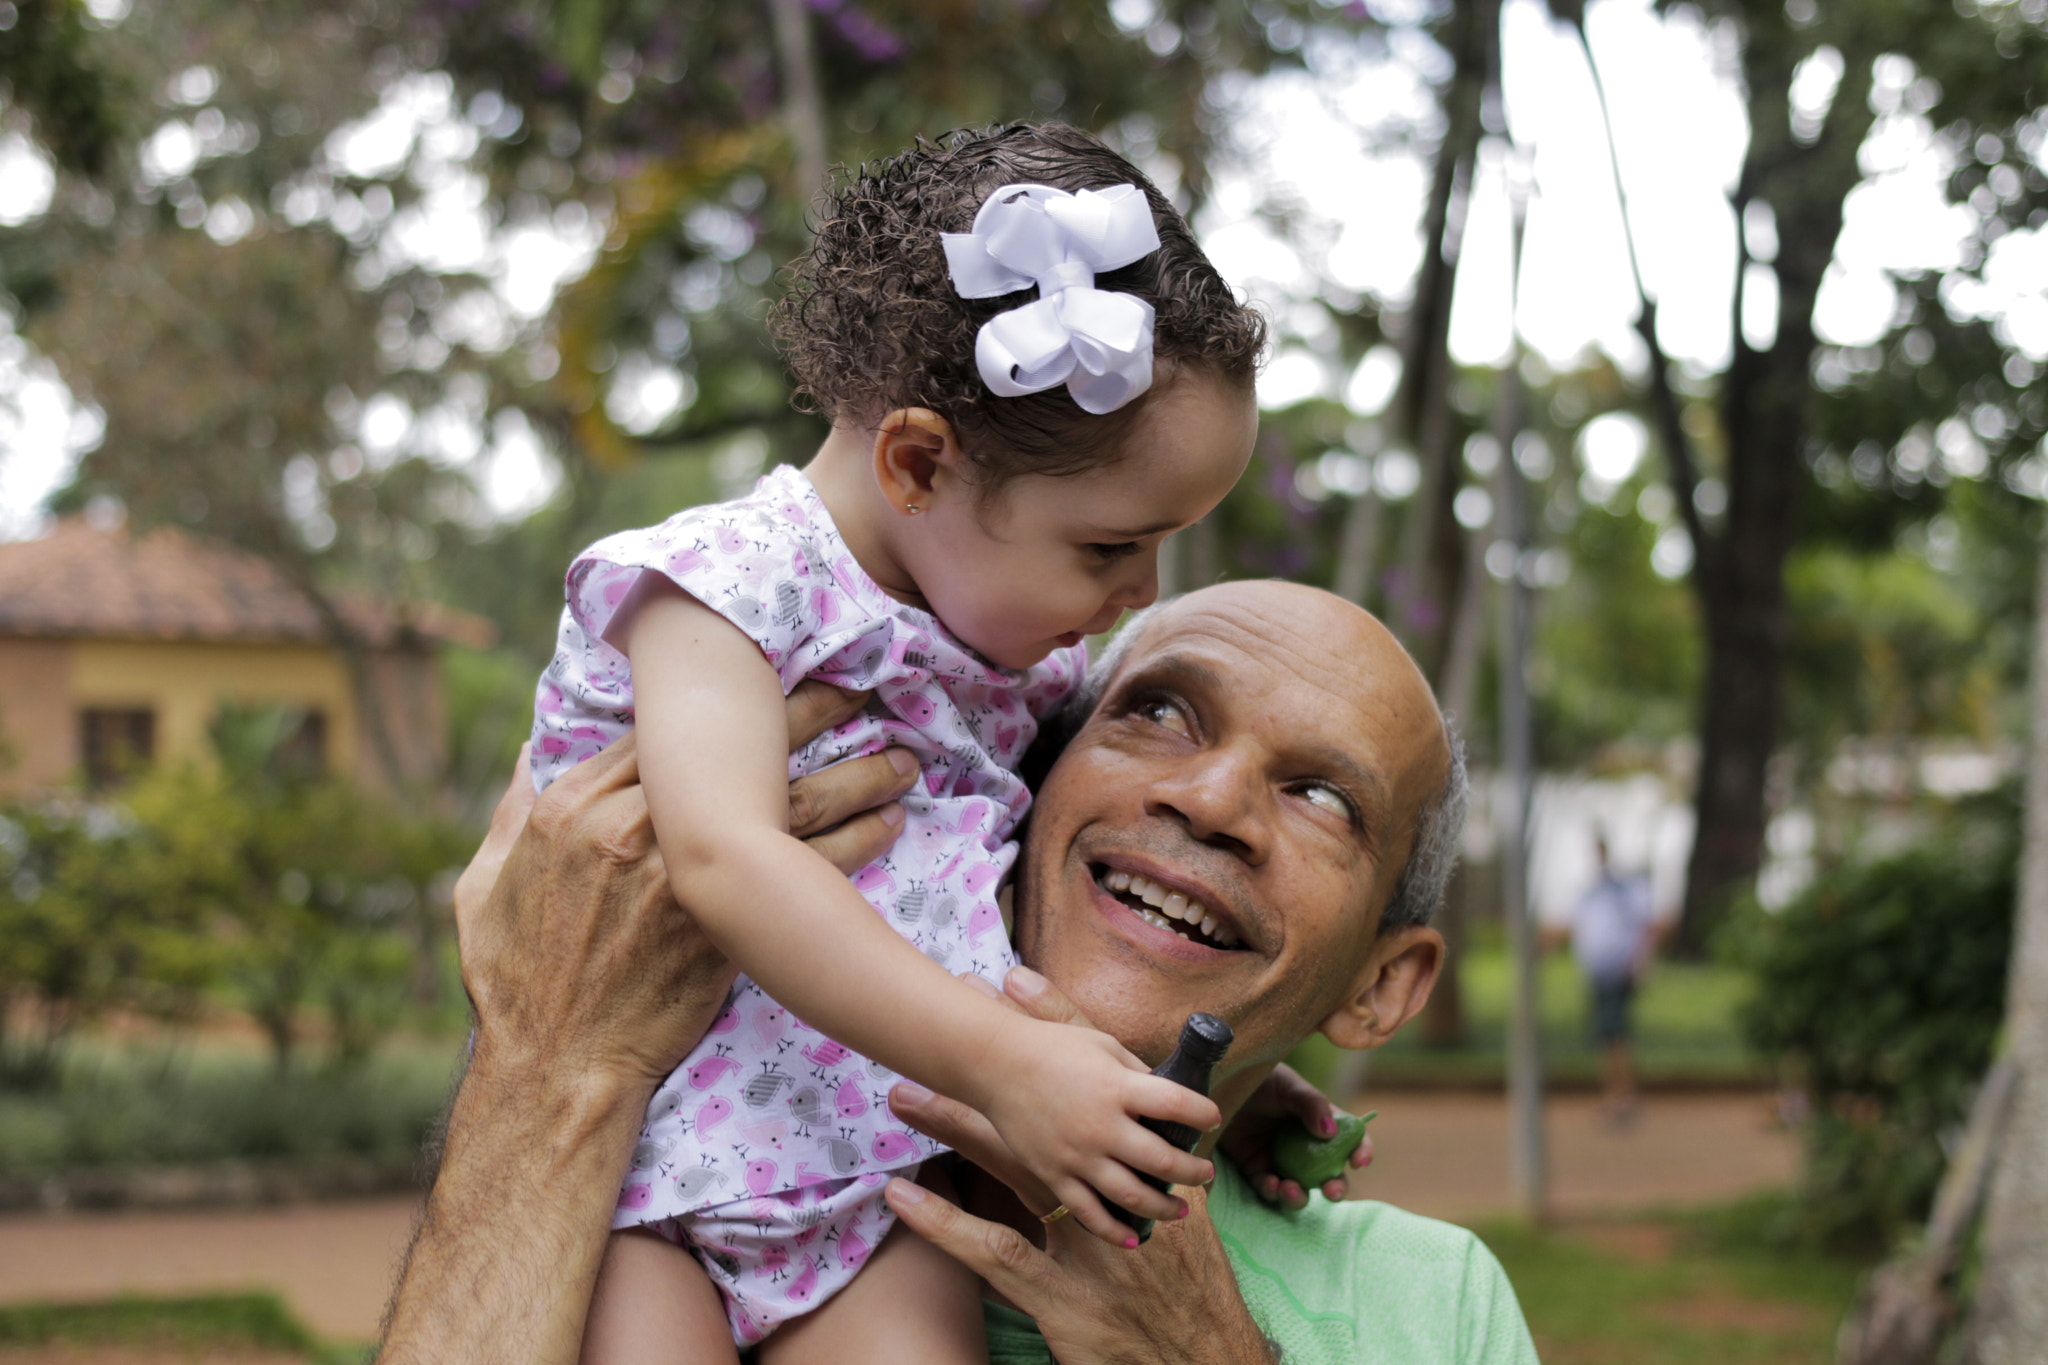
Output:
[80, 708, 155, 789]
[274, 709, 327, 780]
[209, 702, 327, 781]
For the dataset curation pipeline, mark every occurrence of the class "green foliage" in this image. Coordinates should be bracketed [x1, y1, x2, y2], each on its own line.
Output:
[0, 1042, 455, 1174]
[0, 712, 473, 1082]
[1534, 486, 1703, 765]
[1784, 544, 1994, 757]
[0, 0, 125, 177]
[1731, 820, 2013, 1252]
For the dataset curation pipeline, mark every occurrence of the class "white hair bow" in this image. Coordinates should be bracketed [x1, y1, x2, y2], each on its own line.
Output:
[942, 183, 1162, 415]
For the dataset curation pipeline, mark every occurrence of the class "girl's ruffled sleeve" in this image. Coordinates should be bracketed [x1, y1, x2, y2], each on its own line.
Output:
[564, 502, 829, 695]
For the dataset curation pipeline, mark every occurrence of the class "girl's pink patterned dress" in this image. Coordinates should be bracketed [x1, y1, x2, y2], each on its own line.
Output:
[529, 464, 1082, 1341]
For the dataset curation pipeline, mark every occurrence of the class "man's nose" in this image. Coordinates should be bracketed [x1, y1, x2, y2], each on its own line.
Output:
[1144, 741, 1266, 861]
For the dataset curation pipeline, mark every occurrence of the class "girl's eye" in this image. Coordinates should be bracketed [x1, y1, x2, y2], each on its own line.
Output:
[1086, 541, 1141, 561]
[1134, 695, 1191, 736]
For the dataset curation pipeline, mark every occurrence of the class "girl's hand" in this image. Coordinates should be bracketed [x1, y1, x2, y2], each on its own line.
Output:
[1217, 1065, 1372, 1210]
[886, 971, 1275, 1364]
[974, 1012, 1222, 1248]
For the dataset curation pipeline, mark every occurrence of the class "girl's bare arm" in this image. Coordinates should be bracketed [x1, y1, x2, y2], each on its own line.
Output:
[623, 584, 1219, 1243]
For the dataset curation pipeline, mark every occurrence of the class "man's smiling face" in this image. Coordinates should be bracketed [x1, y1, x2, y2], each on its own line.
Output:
[1013, 581, 1450, 1107]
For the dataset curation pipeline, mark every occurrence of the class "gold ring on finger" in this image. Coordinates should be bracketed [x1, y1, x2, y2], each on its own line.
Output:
[1038, 1203, 1072, 1225]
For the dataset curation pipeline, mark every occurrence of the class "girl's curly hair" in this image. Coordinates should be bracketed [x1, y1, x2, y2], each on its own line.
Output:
[769, 123, 1266, 486]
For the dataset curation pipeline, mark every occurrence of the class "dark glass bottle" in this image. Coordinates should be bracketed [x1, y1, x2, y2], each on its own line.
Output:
[1107, 1011, 1233, 1243]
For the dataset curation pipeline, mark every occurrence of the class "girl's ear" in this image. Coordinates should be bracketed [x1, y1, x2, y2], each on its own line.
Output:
[1317, 926, 1444, 1052]
[871, 408, 966, 514]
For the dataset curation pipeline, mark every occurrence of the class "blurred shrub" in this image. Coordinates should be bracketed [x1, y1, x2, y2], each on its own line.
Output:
[0, 711, 474, 1084]
[1731, 814, 2012, 1252]
[0, 1045, 456, 1175]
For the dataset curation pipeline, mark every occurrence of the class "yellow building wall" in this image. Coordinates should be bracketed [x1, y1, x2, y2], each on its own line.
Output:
[69, 639, 361, 779]
[0, 638, 77, 791]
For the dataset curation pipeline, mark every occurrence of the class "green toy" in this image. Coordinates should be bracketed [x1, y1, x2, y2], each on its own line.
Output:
[1271, 1110, 1375, 1190]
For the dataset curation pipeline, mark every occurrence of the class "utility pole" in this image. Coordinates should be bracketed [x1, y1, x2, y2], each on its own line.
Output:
[1495, 139, 1546, 1228]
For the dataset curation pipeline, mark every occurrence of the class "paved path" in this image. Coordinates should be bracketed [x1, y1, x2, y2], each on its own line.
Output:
[0, 1092, 1799, 1344]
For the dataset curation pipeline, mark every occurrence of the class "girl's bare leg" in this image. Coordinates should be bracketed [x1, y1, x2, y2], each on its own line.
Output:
[581, 1228, 741, 1365]
[761, 1170, 987, 1365]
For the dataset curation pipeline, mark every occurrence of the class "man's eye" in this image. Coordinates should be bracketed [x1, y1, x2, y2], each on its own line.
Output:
[1134, 695, 1191, 736]
[1086, 541, 1141, 561]
[1297, 783, 1355, 820]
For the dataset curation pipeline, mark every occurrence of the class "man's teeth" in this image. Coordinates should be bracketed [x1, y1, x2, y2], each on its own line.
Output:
[1095, 868, 1239, 947]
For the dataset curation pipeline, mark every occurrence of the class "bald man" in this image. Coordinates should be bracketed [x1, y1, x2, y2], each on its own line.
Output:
[381, 582, 1537, 1365]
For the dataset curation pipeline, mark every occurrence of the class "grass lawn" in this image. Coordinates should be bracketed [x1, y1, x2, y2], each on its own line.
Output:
[0, 1207, 1865, 1365]
[0, 1293, 367, 1364]
[1293, 939, 1764, 1090]
[1473, 1209, 1865, 1365]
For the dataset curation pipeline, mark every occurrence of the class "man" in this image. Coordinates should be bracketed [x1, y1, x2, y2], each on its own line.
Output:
[378, 582, 1537, 1364]
[1561, 835, 1665, 1124]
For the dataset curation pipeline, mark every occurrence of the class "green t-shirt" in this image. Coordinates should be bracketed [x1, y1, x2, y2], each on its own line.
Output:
[984, 1160, 1539, 1365]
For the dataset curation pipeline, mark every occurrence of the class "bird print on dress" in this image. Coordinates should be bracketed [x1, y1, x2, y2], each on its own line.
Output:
[527, 464, 1083, 1336]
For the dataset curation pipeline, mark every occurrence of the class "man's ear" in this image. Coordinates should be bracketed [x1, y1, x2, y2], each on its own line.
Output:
[1318, 925, 1444, 1051]
[871, 408, 967, 514]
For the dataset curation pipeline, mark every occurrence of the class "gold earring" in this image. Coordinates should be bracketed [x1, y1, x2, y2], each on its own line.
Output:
[905, 502, 923, 515]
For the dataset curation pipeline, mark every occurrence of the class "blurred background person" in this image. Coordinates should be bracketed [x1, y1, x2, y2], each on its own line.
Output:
[1556, 833, 1666, 1126]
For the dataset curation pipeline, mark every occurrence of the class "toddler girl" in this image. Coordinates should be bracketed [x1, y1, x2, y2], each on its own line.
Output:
[532, 123, 1265, 1364]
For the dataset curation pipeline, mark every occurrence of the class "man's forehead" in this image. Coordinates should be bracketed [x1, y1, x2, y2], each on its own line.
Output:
[1109, 583, 1445, 793]
[1120, 584, 1408, 698]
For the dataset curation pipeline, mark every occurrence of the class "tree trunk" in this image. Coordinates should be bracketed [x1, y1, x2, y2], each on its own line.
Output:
[1332, 483, 1383, 611]
[1837, 1060, 2015, 1365]
[1958, 529, 2048, 1363]
[769, 0, 826, 203]
[1670, 35, 1873, 951]
[1386, 0, 1495, 679]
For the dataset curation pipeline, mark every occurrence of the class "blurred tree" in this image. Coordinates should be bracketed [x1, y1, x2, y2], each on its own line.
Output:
[4, 3, 527, 791]
[5, 1, 1382, 808]
[1736, 812, 2012, 1254]
[0, 795, 218, 1087]
[1379, 0, 1499, 684]
[0, 705, 472, 1078]
[0, 0, 123, 177]
[1962, 525, 2048, 1363]
[1564, 0, 2048, 948]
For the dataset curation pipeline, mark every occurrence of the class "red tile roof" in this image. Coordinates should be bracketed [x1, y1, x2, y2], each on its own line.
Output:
[0, 518, 495, 650]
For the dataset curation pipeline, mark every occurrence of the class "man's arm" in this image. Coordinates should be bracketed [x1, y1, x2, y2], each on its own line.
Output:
[378, 685, 916, 1365]
[885, 968, 1278, 1365]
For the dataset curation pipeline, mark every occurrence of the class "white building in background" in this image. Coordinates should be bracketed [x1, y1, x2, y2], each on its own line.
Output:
[1465, 741, 2017, 927]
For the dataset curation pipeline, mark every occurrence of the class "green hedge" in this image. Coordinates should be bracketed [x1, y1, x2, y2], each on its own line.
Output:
[1731, 815, 2012, 1252]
